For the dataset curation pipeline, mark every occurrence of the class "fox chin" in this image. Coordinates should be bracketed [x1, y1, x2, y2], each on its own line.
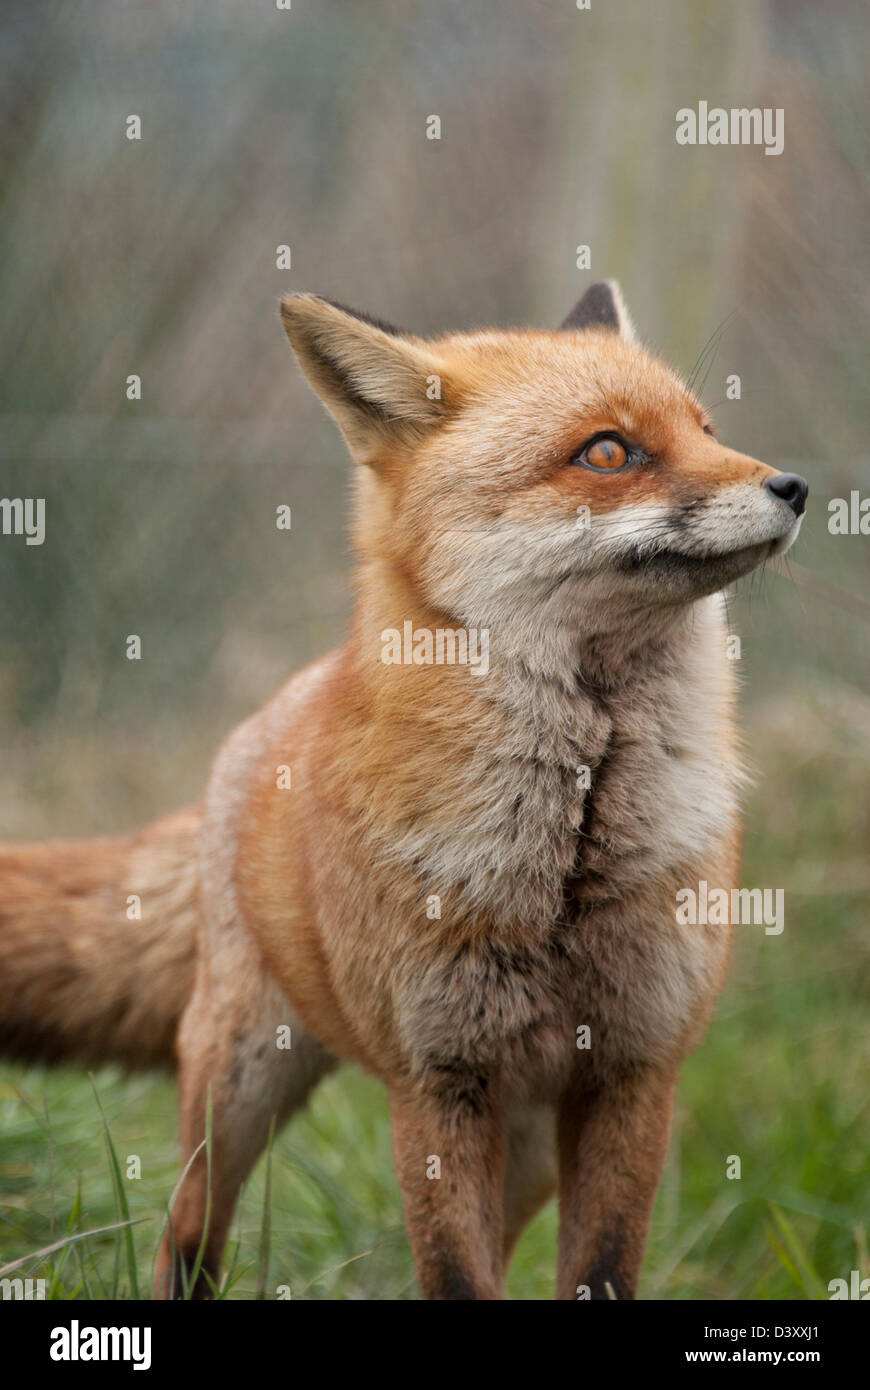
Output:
[0, 280, 807, 1300]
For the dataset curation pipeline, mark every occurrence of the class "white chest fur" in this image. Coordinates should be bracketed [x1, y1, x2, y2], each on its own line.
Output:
[386, 595, 741, 1090]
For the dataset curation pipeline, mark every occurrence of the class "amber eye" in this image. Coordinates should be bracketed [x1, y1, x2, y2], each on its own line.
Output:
[577, 435, 629, 471]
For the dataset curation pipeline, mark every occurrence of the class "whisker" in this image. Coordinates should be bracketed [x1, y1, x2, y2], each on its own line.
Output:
[687, 311, 738, 394]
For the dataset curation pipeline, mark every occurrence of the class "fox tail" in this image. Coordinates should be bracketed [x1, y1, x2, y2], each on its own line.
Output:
[0, 806, 200, 1072]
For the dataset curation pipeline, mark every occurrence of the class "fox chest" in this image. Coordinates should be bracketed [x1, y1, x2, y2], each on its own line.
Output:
[387, 697, 737, 1090]
[392, 903, 724, 1098]
[397, 687, 738, 932]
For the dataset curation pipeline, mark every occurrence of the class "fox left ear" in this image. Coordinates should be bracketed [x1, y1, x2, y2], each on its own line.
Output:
[559, 280, 637, 342]
[280, 294, 448, 465]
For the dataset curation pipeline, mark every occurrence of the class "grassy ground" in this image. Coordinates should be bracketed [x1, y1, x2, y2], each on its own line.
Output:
[1, 683, 868, 1300]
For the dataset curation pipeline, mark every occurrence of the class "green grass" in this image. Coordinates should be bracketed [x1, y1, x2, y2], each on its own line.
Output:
[1, 687, 868, 1299]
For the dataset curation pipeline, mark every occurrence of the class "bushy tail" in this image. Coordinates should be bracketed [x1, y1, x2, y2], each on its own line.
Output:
[0, 806, 201, 1072]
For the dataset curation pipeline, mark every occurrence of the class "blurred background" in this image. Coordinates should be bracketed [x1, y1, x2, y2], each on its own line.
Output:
[0, 0, 867, 1299]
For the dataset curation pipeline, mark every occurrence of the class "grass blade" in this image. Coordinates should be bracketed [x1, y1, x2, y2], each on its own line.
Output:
[89, 1074, 140, 1299]
[256, 1116, 277, 1300]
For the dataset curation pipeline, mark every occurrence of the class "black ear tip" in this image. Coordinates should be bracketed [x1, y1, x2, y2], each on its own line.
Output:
[319, 298, 407, 338]
[559, 281, 622, 333]
[279, 295, 410, 345]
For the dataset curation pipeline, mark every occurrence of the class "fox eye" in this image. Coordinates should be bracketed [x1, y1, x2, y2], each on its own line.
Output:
[574, 434, 629, 472]
[702, 422, 715, 437]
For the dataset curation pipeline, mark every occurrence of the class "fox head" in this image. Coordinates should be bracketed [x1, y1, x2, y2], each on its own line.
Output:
[280, 285, 806, 638]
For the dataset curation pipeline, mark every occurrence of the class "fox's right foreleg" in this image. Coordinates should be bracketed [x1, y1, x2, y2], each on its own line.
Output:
[389, 1072, 506, 1300]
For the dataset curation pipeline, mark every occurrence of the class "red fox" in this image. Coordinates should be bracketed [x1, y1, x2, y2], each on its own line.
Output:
[0, 283, 807, 1299]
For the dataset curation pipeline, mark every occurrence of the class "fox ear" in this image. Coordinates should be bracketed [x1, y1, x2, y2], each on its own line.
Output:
[559, 280, 636, 342]
[280, 294, 446, 462]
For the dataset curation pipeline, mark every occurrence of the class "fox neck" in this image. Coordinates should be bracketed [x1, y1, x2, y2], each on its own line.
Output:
[352, 552, 705, 701]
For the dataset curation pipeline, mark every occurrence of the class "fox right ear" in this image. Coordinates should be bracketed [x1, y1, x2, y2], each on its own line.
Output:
[559, 280, 637, 342]
[280, 294, 447, 464]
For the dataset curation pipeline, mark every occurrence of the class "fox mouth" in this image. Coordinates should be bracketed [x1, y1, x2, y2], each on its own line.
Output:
[620, 537, 776, 571]
[613, 503, 803, 590]
[617, 537, 779, 590]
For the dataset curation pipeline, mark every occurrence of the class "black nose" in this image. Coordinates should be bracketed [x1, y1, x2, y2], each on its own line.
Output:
[765, 472, 808, 517]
